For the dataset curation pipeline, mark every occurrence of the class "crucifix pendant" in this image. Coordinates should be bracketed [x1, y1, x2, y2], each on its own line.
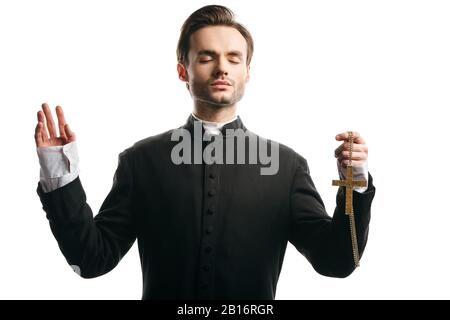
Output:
[332, 131, 367, 267]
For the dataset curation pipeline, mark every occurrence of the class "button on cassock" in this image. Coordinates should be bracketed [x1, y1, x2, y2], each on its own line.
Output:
[206, 226, 213, 234]
[202, 264, 211, 271]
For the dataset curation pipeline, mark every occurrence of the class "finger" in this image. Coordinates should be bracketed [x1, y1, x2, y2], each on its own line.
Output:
[42, 103, 57, 138]
[34, 122, 44, 146]
[336, 131, 362, 141]
[56, 106, 67, 138]
[339, 151, 367, 161]
[335, 131, 365, 144]
[334, 142, 344, 157]
[338, 142, 368, 153]
[338, 142, 369, 152]
[64, 124, 76, 141]
[37, 110, 49, 140]
[350, 143, 368, 153]
[334, 142, 348, 158]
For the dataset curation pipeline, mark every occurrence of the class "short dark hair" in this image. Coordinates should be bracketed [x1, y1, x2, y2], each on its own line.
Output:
[176, 5, 254, 67]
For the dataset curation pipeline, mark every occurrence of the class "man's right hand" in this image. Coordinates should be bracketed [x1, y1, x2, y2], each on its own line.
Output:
[35, 103, 76, 148]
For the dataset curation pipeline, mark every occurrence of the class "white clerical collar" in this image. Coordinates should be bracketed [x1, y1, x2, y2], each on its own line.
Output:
[191, 113, 238, 135]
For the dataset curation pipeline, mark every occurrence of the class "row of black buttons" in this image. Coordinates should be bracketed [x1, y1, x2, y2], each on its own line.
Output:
[206, 171, 216, 235]
[198, 166, 218, 296]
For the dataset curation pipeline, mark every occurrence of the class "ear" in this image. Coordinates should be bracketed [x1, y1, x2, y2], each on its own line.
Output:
[177, 63, 188, 82]
[245, 64, 251, 83]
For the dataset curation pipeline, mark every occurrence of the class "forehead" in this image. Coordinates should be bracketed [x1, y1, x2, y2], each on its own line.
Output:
[189, 25, 247, 54]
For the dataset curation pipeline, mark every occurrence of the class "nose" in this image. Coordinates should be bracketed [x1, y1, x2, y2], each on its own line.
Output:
[214, 56, 228, 77]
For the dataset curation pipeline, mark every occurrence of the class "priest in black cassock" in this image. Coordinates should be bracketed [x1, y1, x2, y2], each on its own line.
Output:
[35, 5, 375, 300]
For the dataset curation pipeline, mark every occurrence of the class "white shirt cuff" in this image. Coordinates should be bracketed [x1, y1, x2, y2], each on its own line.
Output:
[36, 141, 80, 193]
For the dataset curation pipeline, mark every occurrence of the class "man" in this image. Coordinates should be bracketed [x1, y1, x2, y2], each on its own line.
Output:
[35, 5, 375, 299]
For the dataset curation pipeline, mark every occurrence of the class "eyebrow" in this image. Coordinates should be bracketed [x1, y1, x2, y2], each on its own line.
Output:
[197, 50, 243, 58]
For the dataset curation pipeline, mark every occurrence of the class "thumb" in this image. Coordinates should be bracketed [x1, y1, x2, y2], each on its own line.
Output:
[64, 124, 76, 141]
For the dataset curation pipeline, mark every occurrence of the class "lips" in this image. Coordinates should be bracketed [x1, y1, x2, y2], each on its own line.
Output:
[211, 80, 231, 86]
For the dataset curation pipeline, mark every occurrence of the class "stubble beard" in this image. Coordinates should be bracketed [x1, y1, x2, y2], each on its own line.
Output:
[192, 82, 245, 109]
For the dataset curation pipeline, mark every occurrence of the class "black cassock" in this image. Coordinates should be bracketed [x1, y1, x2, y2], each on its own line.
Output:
[37, 115, 376, 299]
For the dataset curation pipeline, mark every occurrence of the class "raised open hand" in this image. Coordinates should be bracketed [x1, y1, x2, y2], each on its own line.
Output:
[35, 103, 76, 148]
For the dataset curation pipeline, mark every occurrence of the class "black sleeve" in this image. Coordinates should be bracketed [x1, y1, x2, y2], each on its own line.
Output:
[288, 154, 376, 278]
[37, 149, 137, 278]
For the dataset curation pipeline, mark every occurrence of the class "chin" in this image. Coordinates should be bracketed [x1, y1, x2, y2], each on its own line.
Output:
[209, 94, 233, 105]
[209, 100, 233, 108]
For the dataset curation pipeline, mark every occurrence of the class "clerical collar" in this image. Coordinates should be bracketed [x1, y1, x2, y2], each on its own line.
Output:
[183, 114, 246, 137]
[191, 113, 238, 135]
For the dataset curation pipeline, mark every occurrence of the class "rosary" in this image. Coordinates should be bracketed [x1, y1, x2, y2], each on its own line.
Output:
[332, 131, 367, 267]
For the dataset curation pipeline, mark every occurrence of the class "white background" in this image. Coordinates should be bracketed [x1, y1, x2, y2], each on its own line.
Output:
[0, 0, 449, 299]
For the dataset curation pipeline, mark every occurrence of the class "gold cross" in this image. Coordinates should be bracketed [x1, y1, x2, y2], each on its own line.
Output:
[332, 131, 367, 267]
[332, 166, 367, 215]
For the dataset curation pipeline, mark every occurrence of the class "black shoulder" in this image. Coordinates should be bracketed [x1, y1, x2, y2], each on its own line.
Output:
[120, 128, 178, 155]
[280, 143, 309, 174]
[249, 130, 308, 172]
[133, 129, 174, 149]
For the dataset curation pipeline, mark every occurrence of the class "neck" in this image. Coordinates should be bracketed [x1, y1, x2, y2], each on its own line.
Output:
[193, 101, 237, 123]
